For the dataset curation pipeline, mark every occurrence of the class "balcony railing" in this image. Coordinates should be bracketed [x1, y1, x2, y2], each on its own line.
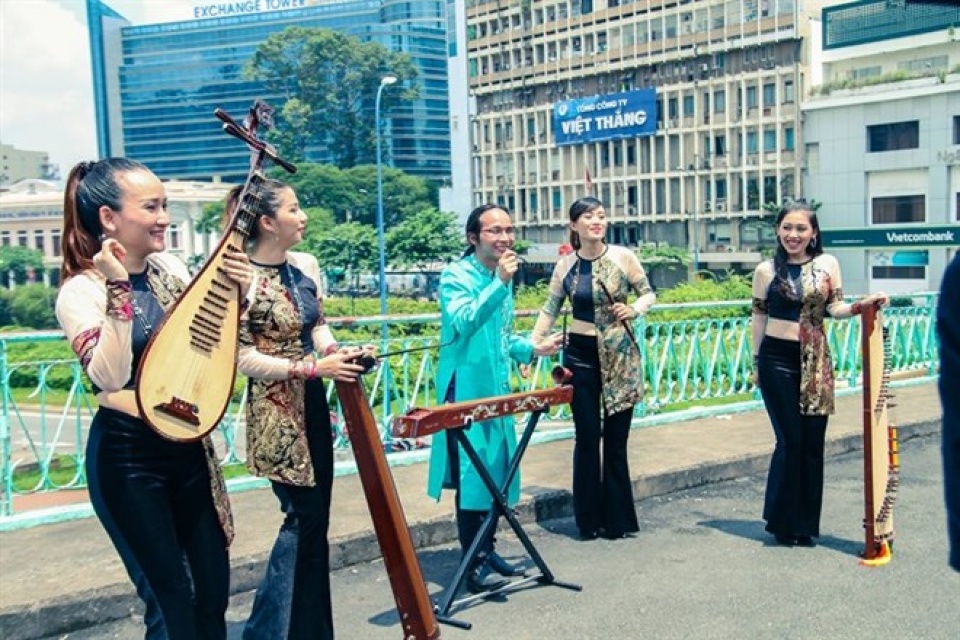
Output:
[0, 295, 940, 522]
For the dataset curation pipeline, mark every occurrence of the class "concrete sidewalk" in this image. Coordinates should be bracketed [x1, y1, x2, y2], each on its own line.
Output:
[0, 379, 943, 640]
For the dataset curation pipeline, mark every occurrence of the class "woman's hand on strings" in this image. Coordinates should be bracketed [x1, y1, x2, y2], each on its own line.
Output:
[611, 302, 637, 323]
[317, 347, 366, 382]
[94, 238, 128, 281]
[222, 248, 255, 298]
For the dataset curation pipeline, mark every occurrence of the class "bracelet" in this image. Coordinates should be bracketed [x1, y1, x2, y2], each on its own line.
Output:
[322, 343, 340, 357]
[305, 360, 318, 380]
[851, 301, 863, 316]
[105, 279, 133, 321]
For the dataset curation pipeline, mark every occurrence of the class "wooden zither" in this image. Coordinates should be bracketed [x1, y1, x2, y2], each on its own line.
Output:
[860, 304, 899, 566]
[136, 101, 296, 441]
[336, 373, 441, 640]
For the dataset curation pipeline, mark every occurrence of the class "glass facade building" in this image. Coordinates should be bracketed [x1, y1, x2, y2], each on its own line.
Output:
[87, 0, 451, 183]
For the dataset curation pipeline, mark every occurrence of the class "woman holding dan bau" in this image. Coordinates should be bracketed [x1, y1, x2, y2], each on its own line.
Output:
[532, 196, 655, 541]
[227, 179, 367, 640]
[751, 200, 888, 548]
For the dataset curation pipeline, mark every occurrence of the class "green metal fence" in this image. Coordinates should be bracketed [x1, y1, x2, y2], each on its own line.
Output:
[0, 295, 940, 521]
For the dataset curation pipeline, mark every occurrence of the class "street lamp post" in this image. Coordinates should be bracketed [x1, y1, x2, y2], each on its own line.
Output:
[682, 161, 701, 277]
[375, 75, 397, 344]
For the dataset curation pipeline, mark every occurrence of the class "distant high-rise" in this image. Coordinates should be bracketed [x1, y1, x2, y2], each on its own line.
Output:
[86, 0, 451, 183]
[0, 143, 58, 185]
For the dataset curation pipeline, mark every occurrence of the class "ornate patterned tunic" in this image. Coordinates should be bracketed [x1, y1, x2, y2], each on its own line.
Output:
[238, 251, 336, 487]
[532, 245, 655, 416]
[751, 254, 852, 416]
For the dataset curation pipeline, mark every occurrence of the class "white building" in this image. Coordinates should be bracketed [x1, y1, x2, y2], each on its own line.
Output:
[0, 178, 236, 287]
[451, 0, 835, 276]
[802, 0, 960, 294]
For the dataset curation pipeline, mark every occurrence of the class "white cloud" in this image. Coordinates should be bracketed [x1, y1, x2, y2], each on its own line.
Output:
[0, 0, 199, 178]
[0, 0, 95, 176]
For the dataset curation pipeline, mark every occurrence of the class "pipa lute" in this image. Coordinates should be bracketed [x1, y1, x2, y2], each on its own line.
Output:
[136, 101, 296, 441]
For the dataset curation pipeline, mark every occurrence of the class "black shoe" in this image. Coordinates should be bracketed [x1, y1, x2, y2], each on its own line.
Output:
[465, 566, 509, 594]
[487, 552, 526, 577]
[600, 529, 634, 540]
[774, 534, 797, 547]
[579, 529, 599, 541]
[795, 535, 816, 548]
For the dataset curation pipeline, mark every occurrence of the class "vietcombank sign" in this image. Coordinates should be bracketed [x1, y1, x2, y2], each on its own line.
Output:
[822, 226, 959, 248]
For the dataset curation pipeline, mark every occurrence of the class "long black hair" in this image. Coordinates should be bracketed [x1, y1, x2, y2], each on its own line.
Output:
[568, 196, 603, 250]
[773, 200, 823, 299]
[463, 203, 509, 256]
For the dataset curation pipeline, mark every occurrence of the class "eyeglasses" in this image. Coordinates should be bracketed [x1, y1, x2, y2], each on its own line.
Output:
[480, 226, 516, 237]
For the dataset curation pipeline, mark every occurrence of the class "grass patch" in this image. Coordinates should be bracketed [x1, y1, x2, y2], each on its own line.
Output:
[5, 387, 89, 411]
[9, 455, 253, 491]
[659, 392, 756, 413]
[10, 454, 84, 491]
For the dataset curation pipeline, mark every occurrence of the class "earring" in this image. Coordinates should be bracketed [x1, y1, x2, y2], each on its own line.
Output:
[810, 236, 817, 248]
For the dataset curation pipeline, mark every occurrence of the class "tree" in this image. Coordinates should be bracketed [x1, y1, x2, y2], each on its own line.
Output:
[245, 27, 419, 167]
[272, 163, 436, 228]
[0, 246, 45, 285]
[305, 222, 377, 292]
[386, 208, 462, 272]
[636, 244, 692, 291]
[10, 284, 58, 329]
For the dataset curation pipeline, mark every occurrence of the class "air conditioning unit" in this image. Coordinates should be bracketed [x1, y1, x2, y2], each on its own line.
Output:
[627, 206, 638, 215]
[704, 201, 712, 211]
[716, 202, 726, 212]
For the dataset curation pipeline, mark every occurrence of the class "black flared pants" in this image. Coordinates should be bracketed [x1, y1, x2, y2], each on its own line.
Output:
[565, 333, 639, 537]
[758, 336, 829, 538]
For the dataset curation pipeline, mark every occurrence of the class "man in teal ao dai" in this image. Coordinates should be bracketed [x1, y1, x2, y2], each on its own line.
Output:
[427, 204, 564, 593]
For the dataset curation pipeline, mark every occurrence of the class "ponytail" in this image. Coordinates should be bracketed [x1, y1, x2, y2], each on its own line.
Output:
[60, 158, 150, 281]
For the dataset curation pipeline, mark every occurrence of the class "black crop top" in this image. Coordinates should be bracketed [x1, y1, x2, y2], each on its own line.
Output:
[766, 262, 804, 322]
[563, 257, 596, 323]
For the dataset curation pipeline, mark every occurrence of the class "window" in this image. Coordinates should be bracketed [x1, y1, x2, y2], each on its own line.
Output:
[872, 266, 925, 280]
[784, 127, 795, 151]
[954, 116, 960, 145]
[714, 89, 726, 113]
[17, 231, 27, 248]
[683, 95, 695, 117]
[871, 195, 925, 224]
[867, 121, 919, 152]
[746, 131, 758, 154]
[746, 86, 758, 109]
[167, 224, 181, 250]
[714, 135, 726, 156]
[783, 80, 795, 104]
[34, 230, 44, 253]
[763, 130, 776, 152]
[0, 231, 9, 247]
[52, 230, 61, 257]
[762, 83, 776, 107]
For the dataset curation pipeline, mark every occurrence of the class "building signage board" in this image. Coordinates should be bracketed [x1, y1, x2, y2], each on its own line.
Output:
[822, 225, 959, 248]
[192, 0, 306, 19]
[553, 89, 657, 147]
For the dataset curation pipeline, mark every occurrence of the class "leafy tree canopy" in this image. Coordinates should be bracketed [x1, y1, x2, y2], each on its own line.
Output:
[386, 208, 462, 271]
[269, 162, 435, 228]
[246, 27, 419, 167]
[10, 284, 58, 329]
[0, 246, 44, 278]
[305, 221, 378, 278]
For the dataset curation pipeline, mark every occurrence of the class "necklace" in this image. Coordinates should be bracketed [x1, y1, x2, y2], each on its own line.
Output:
[128, 271, 157, 338]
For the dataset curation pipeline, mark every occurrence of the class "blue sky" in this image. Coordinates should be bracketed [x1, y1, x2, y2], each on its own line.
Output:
[0, 1, 202, 177]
